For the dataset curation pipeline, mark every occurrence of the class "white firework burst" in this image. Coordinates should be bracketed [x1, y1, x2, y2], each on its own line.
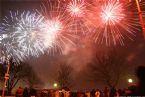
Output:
[40, 0, 77, 55]
[1, 11, 48, 61]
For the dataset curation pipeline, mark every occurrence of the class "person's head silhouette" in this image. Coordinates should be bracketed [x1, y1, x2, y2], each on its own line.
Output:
[136, 66, 145, 82]
[134, 66, 145, 95]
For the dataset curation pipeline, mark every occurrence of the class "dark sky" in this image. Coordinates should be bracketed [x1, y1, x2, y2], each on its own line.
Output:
[0, 0, 145, 91]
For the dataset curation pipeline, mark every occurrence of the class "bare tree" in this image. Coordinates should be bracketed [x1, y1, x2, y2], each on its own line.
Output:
[23, 67, 42, 88]
[0, 60, 40, 95]
[0, 63, 5, 88]
[56, 64, 74, 89]
[88, 50, 128, 88]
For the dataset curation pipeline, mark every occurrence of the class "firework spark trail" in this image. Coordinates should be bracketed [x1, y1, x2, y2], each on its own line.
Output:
[67, 0, 85, 17]
[0, 34, 19, 63]
[100, 2, 125, 25]
[139, 1, 145, 24]
[1, 11, 50, 61]
[65, 0, 94, 34]
[0, 11, 25, 62]
[41, 18, 63, 50]
[0, 26, 9, 63]
[40, 0, 78, 55]
[88, 1, 140, 46]
[16, 12, 47, 57]
[100, 1, 125, 45]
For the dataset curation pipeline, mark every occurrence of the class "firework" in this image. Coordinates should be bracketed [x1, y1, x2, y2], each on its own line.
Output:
[40, 0, 77, 54]
[100, 2, 125, 25]
[67, 0, 85, 17]
[1, 11, 49, 61]
[41, 18, 63, 49]
[65, 0, 94, 34]
[89, 1, 140, 46]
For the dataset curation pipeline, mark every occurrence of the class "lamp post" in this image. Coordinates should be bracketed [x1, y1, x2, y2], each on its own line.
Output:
[2, 59, 10, 97]
[135, 0, 145, 38]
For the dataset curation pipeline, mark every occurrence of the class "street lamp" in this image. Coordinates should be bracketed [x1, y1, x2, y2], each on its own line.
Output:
[135, 0, 145, 38]
[128, 78, 133, 83]
[53, 83, 58, 88]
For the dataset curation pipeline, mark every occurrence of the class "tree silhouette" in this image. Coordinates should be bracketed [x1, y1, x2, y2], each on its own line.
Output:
[56, 64, 74, 89]
[88, 50, 128, 88]
[23, 67, 42, 88]
[0, 59, 40, 95]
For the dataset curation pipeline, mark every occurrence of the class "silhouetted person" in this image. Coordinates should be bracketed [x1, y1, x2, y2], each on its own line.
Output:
[104, 87, 109, 97]
[16, 87, 23, 97]
[91, 89, 96, 97]
[23, 87, 29, 97]
[109, 87, 117, 97]
[95, 89, 100, 97]
[127, 85, 137, 96]
[118, 89, 124, 96]
[29, 88, 37, 96]
[85, 91, 90, 97]
[70, 92, 77, 97]
[136, 66, 145, 96]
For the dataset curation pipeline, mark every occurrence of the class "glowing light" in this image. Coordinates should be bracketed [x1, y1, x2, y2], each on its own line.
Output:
[40, 0, 77, 54]
[101, 1, 125, 25]
[46, 19, 62, 35]
[42, 18, 63, 48]
[53, 83, 58, 88]
[128, 78, 133, 83]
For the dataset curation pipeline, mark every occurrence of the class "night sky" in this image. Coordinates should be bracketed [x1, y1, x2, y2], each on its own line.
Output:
[0, 0, 145, 91]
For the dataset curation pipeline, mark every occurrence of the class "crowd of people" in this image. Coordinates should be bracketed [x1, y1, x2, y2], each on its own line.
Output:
[15, 87, 37, 97]
[2, 66, 145, 97]
[14, 85, 145, 97]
